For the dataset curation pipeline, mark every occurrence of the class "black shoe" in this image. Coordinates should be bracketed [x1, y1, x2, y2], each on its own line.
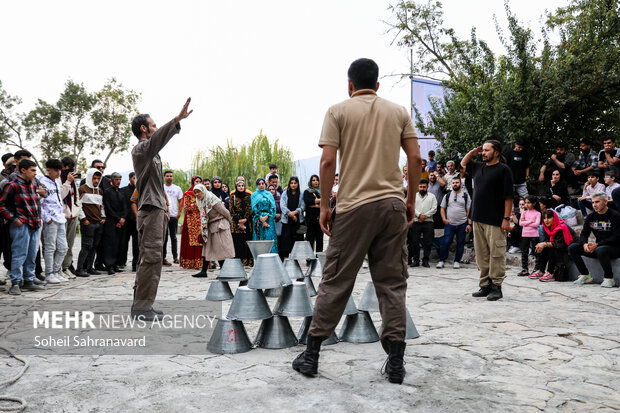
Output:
[410, 260, 420, 268]
[173, 258, 179, 264]
[33, 278, 47, 286]
[472, 284, 492, 297]
[36, 272, 46, 281]
[95, 265, 106, 271]
[487, 284, 503, 301]
[382, 341, 406, 384]
[107, 267, 116, 275]
[518, 269, 529, 277]
[422, 258, 430, 268]
[8, 283, 21, 295]
[130, 309, 161, 322]
[75, 269, 90, 277]
[68, 264, 77, 275]
[117, 265, 126, 270]
[151, 308, 164, 316]
[192, 271, 208, 278]
[22, 280, 45, 291]
[88, 268, 102, 275]
[292, 335, 324, 376]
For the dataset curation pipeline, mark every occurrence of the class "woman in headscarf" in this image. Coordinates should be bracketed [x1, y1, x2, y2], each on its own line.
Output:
[230, 178, 254, 266]
[191, 184, 235, 277]
[251, 178, 278, 253]
[280, 176, 305, 258]
[221, 182, 231, 209]
[531, 209, 576, 282]
[179, 176, 204, 269]
[268, 183, 283, 254]
[211, 176, 227, 203]
[303, 174, 322, 253]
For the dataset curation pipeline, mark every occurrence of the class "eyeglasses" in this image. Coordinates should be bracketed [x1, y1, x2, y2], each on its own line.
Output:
[96, 166, 105, 170]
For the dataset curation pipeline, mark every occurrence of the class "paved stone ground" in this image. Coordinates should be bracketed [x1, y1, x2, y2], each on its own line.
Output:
[0, 239, 619, 412]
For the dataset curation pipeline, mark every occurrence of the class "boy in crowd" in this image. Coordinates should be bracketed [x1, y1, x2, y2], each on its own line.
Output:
[598, 137, 620, 177]
[570, 192, 620, 287]
[0, 159, 45, 294]
[60, 157, 81, 278]
[427, 150, 437, 173]
[265, 163, 279, 182]
[75, 168, 106, 277]
[604, 170, 618, 209]
[39, 159, 70, 284]
[577, 171, 605, 216]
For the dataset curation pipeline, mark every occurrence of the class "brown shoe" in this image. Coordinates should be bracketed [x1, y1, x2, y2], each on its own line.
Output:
[163, 259, 172, 266]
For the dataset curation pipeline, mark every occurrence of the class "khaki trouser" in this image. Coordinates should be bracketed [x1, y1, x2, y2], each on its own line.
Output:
[61, 216, 79, 270]
[473, 221, 506, 287]
[309, 198, 409, 349]
[133, 206, 168, 311]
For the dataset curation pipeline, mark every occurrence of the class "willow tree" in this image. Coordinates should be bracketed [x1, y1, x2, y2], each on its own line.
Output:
[191, 131, 295, 191]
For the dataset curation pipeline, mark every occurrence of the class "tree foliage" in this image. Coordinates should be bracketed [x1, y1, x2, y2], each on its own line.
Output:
[387, 0, 620, 174]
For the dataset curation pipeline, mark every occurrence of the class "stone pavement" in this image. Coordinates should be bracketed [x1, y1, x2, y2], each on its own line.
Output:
[0, 243, 619, 412]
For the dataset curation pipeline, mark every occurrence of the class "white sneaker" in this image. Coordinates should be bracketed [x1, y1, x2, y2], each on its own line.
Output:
[601, 278, 616, 288]
[46, 274, 62, 284]
[436, 261, 444, 269]
[63, 269, 76, 279]
[574, 274, 593, 285]
[56, 273, 69, 282]
[508, 246, 521, 254]
[453, 261, 461, 269]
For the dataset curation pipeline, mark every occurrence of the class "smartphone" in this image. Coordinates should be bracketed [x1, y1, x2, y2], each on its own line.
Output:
[73, 173, 82, 179]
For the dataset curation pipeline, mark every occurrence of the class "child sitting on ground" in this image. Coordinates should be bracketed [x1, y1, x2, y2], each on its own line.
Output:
[518, 195, 541, 277]
[533, 210, 576, 282]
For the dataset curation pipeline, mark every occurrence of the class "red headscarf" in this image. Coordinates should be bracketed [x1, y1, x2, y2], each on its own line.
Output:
[185, 176, 202, 196]
[543, 210, 573, 245]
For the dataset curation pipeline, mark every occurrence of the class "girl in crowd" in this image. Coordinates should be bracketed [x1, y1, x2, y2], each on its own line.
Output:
[179, 176, 204, 269]
[229, 179, 254, 266]
[420, 159, 430, 181]
[268, 183, 283, 252]
[508, 198, 526, 254]
[545, 170, 568, 208]
[191, 184, 235, 277]
[221, 182, 230, 209]
[303, 174, 323, 253]
[532, 209, 575, 282]
[518, 195, 541, 277]
[280, 176, 305, 258]
[251, 178, 278, 253]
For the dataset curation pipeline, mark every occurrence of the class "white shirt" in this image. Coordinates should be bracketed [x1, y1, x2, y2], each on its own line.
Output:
[414, 192, 437, 223]
[164, 184, 183, 216]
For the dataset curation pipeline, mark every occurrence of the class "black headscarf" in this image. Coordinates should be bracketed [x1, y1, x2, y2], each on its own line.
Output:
[210, 176, 226, 202]
[286, 176, 300, 211]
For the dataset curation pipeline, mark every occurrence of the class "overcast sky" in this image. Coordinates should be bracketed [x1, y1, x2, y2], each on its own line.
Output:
[1, 0, 567, 173]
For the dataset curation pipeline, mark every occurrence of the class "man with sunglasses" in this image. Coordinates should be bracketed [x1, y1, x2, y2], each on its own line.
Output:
[437, 178, 471, 269]
[80, 160, 111, 191]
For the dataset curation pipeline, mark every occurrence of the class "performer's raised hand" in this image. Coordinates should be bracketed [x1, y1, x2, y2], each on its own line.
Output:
[174, 97, 193, 124]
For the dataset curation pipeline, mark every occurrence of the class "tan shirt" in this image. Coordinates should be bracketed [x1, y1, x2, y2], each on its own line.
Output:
[131, 119, 180, 211]
[318, 91, 418, 213]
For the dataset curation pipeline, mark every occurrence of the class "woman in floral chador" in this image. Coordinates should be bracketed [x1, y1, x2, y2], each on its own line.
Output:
[179, 176, 204, 269]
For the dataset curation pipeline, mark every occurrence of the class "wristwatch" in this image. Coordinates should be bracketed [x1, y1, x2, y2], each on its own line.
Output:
[503, 217, 510, 221]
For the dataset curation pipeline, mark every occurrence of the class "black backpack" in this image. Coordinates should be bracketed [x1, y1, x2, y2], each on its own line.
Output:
[443, 190, 468, 208]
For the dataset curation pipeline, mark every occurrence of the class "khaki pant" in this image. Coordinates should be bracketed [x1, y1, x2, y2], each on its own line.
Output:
[61, 216, 79, 270]
[133, 206, 168, 311]
[473, 221, 506, 287]
[309, 198, 409, 349]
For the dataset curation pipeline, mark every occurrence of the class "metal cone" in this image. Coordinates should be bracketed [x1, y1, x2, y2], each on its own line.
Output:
[272, 281, 314, 317]
[254, 315, 298, 349]
[207, 318, 253, 354]
[217, 258, 247, 281]
[205, 280, 234, 301]
[316, 252, 326, 268]
[264, 287, 283, 297]
[226, 286, 272, 321]
[306, 259, 323, 278]
[343, 294, 358, 316]
[246, 240, 274, 261]
[302, 276, 317, 297]
[288, 240, 316, 260]
[405, 308, 420, 339]
[339, 311, 379, 343]
[247, 253, 292, 290]
[297, 316, 338, 346]
[357, 281, 380, 312]
[283, 259, 305, 280]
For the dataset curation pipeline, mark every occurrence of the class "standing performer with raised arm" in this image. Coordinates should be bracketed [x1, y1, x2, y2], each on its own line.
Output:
[130, 99, 193, 320]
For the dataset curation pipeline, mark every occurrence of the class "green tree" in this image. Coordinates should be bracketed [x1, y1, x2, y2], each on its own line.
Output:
[191, 132, 296, 191]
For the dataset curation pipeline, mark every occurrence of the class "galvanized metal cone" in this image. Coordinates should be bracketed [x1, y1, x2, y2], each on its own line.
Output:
[306, 258, 323, 278]
[217, 258, 248, 281]
[226, 286, 272, 321]
[263, 287, 283, 297]
[288, 240, 316, 260]
[283, 258, 305, 280]
[254, 315, 298, 349]
[246, 240, 274, 261]
[297, 316, 338, 346]
[343, 294, 358, 316]
[272, 281, 314, 317]
[205, 280, 234, 301]
[316, 252, 326, 268]
[302, 276, 317, 297]
[247, 253, 292, 290]
[357, 281, 380, 312]
[377, 308, 421, 340]
[339, 311, 380, 343]
[207, 318, 253, 354]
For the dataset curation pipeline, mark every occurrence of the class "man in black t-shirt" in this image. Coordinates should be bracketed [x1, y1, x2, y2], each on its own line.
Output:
[505, 139, 530, 200]
[462, 140, 514, 301]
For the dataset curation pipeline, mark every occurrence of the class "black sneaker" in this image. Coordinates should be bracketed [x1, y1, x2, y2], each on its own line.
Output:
[173, 258, 179, 264]
[107, 267, 116, 275]
[8, 284, 21, 295]
[88, 268, 102, 275]
[75, 269, 90, 277]
[472, 284, 492, 297]
[68, 264, 77, 275]
[518, 269, 529, 277]
[22, 280, 45, 291]
[487, 284, 503, 301]
[33, 278, 47, 286]
[410, 260, 420, 268]
[422, 258, 430, 268]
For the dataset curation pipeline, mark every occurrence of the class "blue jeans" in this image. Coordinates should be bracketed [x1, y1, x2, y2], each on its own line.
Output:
[440, 222, 468, 262]
[9, 224, 40, 283]
[577, 199, 592, 217]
